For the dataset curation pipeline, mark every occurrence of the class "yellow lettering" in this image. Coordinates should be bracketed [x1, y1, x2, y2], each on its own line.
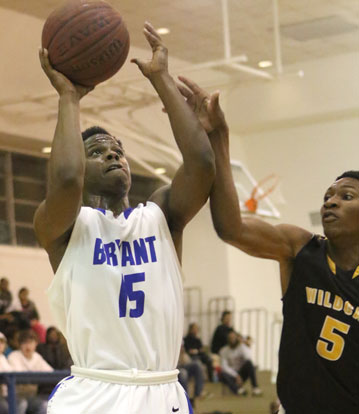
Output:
[323, 291, 332, 309]
[352, 307, 359, 321]
[306, 287, 317, 304]
[333, 295, 343, 311]
[344, 301, 354, 316]
[317, 290, 324, 306]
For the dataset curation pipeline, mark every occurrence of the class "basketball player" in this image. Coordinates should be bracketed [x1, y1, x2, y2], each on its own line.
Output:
[175, 77, 359, 414]
[34, 23, 215, 414]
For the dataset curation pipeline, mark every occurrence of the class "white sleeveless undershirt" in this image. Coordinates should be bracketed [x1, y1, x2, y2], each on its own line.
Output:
[47, 202, 184, 371]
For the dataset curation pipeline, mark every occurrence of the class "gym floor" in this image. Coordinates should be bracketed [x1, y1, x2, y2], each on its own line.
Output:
[194, 371, 277, 414]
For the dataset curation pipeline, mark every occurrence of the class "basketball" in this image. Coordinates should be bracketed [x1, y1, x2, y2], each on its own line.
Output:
[41, 0, 130, 86]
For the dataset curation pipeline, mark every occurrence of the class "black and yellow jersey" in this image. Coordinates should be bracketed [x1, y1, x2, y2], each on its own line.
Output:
[277, 235, 359, 414]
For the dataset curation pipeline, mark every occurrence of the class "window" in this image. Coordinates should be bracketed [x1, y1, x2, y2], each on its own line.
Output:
[0, 151, 47, 247]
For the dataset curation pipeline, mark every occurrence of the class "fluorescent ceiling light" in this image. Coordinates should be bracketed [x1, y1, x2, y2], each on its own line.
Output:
[155, 167, 166, 175]
[157, 27, 170, 35]
[42, 147, 52, 154]
[258, 60, 273, 68]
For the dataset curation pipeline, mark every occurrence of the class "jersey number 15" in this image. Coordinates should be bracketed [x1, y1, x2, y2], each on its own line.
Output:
[119, 272, 145, 318]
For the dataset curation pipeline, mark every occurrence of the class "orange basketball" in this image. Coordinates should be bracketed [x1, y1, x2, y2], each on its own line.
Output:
[42, 0, 130, 86]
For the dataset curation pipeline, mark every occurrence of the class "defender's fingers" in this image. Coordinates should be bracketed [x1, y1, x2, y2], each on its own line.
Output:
[143, 28, 162, 49]
[177, 76, 203, 95]
[144, 21, 161, 40]
[176, 82, 192, 99]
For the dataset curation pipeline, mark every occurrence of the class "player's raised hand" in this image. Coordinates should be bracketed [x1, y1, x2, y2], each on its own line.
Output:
[131, 22, 168, 79]
[39, 48, 94, 100]
[174, 76, 228, 135]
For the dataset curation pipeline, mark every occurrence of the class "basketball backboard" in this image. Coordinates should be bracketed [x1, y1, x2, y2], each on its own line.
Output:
[231, 160, 281, 219]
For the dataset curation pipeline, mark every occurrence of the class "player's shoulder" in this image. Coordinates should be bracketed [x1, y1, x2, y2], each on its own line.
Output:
[275, 223, 313, 258]
[148, 185, 171, 221]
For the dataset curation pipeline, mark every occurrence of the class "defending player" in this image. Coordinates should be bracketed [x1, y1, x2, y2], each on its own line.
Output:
[175, 77, 359, 414]
[34, 23, 215, 414]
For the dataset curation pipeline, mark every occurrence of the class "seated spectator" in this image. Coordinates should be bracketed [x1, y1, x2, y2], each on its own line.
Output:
[177, 343, 204, 408]
[37, 327, 72, 370]
[14, 288, 46, 343]
[211, 310, 234, 355]
[8, 330, 53, 414]
[0, 332, 28, 414]
[4, 326, 20, 357]
[219, 331, 262, 396]
[37, 327, 72, 395]
[184, 322, 214, 381]
[0, 278, 13, 314]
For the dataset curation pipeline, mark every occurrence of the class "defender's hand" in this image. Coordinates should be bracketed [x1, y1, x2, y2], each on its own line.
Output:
[175, 76, 228, 135]
[39, 48, 94, 100]
[131, 22, 168, 79]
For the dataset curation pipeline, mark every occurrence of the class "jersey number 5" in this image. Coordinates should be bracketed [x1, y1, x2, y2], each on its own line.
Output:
[316, 315, 350, 361]
[119, 272, 145, 318]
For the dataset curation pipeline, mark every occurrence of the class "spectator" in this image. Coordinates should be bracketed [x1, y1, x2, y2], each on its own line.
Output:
[184, 322, 214, 381]
[14, 288, 46, 343]
[8, 330, 53, 414]
[37, 327, 72, 395]
[219, 331, 262, 396]
[0, 278, 13, 314]
[37, 327, 72, 370]
[211, 310, 234, 354]
[177, 343, 204, 408]
[0, 332, 28, 414]
[4, 326, 20, 357]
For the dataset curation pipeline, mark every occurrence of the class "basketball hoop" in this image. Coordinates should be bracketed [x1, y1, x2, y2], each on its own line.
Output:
[245, 174, 279, 213]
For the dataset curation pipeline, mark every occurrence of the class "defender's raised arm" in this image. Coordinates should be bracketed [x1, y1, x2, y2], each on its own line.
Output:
[132, 23, 215, 257]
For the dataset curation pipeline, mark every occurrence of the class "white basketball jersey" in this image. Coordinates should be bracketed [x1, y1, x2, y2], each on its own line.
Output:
[47, 202, 184, 371]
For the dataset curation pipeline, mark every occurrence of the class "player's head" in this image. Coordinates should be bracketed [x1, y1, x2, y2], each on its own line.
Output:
[320, 170, 359, 240]
[221, 310, 232, 326]
[82, 126, 131, 198]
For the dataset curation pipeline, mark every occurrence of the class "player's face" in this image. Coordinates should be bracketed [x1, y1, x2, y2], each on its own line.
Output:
[84, 134, 131, 196]
[320, 178, 359, 240]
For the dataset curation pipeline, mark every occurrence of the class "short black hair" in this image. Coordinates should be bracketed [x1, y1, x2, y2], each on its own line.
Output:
[81, 126, 112, 141]
[336, 171, 359, 182]
[81, 126, 123, 148]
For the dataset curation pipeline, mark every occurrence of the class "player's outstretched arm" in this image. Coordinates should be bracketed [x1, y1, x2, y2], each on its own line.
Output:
[132, 23, 215, 253]
[34, 48, 94, 254]
[175, 77, 312, 290]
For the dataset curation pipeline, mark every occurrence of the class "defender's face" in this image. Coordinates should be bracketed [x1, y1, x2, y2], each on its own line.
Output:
[320, 178, 359, 239]
[84, 134, 131, 195]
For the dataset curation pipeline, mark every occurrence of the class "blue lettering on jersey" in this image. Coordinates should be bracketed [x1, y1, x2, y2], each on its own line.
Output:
[93, 238, 106, 264]
[133, 238, 149, 265]
[104, 242, 118, 266]
[145, 236, 157, 262]
[119, 272, 145, 318]
[93, 236, 157, 267]
[121, 241, 136, 266]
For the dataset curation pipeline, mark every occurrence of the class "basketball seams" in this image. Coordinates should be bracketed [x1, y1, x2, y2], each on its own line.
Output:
[53, 19, 124, 68]
[43, 4, 114, 52]
[42, 1, 129, 86]
[75, 27, 129, 84]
